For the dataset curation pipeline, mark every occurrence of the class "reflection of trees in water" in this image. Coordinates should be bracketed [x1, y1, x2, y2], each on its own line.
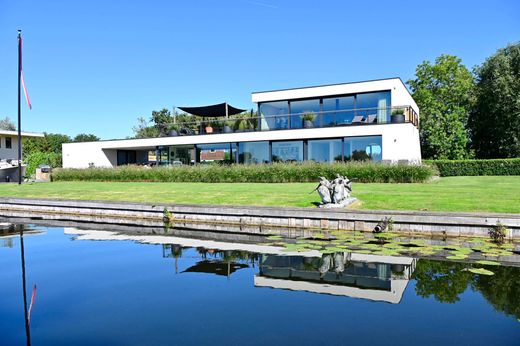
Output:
[413, 260, 472, 303]
[473, 266, 520, 320]
[195, 247, 260, 265]
[413, 259, 520, 319]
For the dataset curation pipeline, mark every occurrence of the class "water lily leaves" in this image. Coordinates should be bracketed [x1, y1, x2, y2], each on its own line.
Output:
[324, 247, 349, 253]
[463, 268, 495, 276]
[266, 235, 283, 240]
[373, 232, 400, 239]
[446, 255, 468, 260]
[475, 260, 501, 266]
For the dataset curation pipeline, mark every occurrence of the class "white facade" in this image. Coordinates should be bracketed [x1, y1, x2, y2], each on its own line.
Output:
[0, 130, 44, 161]
[62, 78, 421, 168]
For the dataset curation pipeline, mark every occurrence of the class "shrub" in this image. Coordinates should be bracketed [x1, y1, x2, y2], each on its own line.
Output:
[52, 162, 436, 183]
[25, 151, 62, 176]
[425, 158, 520, 176]
[488, 222, 507, 245]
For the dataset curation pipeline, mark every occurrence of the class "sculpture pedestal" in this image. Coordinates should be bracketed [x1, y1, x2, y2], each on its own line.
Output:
[318, 197, 358, 209]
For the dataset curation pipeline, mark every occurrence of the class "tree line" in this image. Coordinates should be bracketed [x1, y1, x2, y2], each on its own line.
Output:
[408, 42, 520, 159]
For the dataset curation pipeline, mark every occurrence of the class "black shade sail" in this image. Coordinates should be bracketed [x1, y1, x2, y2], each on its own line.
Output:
[178, 102, 246, 117]
[181, 260, 249, 276]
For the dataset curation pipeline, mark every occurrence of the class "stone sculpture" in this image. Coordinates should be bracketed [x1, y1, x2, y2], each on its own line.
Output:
[314, 174, 356, 208]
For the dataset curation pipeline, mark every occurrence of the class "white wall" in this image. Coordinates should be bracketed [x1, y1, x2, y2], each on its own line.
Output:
[62, 141, 118, 168]
[0, 135, 21, 160]
[62, 123, 421, 168]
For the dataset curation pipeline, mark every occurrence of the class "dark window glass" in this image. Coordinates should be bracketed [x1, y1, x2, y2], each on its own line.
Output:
[117, 150, 137, 166]
[238, 141, 269, 164]
[259, 101, 289, 130]
[289, 99, 321, 128]
[356, 91, 391, 123]
[156, 146, 169, 165]
[308, 139, 343, 163]
[322, 96, 355, 126]
[5, 137, 12, 149]
[344, 136, 382, 161]
[198, 143, 237, 164]
[169, 146, 195, 165]
[272, 141, 303, 162]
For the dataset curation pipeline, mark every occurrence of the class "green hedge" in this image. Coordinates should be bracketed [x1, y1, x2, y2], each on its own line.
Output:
[52, 162, 435, 183]
[425, 158, 520, 176]
[25, 151, 62, 176]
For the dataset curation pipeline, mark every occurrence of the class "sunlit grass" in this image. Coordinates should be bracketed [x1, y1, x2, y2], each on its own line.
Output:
[0, 176, 519, 213]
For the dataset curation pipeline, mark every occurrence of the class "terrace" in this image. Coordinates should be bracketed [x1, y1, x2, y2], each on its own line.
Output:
[168, 105, 419, 137]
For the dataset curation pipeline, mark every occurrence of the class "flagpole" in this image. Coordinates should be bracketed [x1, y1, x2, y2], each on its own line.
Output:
[17, 30, 22, 185]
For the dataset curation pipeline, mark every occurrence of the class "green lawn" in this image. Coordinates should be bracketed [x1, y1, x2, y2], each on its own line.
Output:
[0, 176, 519, 213]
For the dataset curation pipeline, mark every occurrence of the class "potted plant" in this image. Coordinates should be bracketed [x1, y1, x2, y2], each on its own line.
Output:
[168, 124, 180, 136]
[205, 121, 214, 134]
[391, 108, 405, 123]
[302, 112, 316, 128]
[222, 120, 233, 133]
[234, 117, 254, 132]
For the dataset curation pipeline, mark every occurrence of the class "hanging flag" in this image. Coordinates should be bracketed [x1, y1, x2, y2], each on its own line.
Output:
[28, 284, 37, 324]
[19, 34, 32, 110]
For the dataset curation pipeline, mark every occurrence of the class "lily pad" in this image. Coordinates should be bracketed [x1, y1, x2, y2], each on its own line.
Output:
[475, 260, 501, 266]
[266, 235, 283, 240]
[446, 255, 468, 260]
[464, 268, 495, 276]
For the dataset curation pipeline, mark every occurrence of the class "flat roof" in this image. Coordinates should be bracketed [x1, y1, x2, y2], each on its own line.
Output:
[0, 130, 44, 138]
[251, 77, 406, 94]
[251, 77, 416, 105]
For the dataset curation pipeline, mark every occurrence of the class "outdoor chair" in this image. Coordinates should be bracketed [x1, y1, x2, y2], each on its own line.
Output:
[351, 115, 366, 124]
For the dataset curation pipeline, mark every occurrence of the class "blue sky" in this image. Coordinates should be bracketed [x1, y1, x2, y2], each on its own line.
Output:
[0, 0, 518, 139]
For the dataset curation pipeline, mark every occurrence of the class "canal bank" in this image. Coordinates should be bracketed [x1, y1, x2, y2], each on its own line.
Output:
[1, 197, 520, 239]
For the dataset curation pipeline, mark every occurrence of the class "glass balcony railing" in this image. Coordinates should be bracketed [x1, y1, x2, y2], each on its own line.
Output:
[166, 106, 418, 137]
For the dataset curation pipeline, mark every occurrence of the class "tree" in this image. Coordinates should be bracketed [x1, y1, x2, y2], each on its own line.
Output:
[0, 116, 16, 130]
[23, 133, 71, 158]
[132, 116, 160, 138]
[468, 42, 520, 158]
[73, 133, 100, 142]
[408, 55, 475, 159]
[151, 108, 173, 136]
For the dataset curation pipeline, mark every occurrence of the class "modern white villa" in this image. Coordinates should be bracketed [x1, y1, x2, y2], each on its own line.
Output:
[62, 78, 421, 168]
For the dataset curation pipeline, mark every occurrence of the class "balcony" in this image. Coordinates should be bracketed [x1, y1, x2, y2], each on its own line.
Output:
[166, 106, 418, 137]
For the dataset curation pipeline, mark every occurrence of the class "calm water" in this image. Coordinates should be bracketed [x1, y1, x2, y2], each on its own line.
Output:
[1, 223, 519, 345]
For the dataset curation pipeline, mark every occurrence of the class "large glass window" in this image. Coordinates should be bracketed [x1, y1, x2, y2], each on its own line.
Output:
[289, 99, 321, 128]
[259, 101, 289, 130]
[117, 150, 137, 166]
[5, 137, 12, 149]
[272, 141, 303, 162]
[156, 146, 169, 165]
[169, 145, 195, 165]
[322, 96, 355, 126]
[308, 139, 343, 163]
[344, 136, 382, 161]
[197, 143, 237, 164]
[239, 141, 269, 164]
[356, 91, 391, 124]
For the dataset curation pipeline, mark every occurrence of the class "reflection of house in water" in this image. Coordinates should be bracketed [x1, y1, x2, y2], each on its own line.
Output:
[1, 222, 42, 248]
[255, 253, 417, 304]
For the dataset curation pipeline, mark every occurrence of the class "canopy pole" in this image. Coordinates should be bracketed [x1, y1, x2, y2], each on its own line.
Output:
[225, 102, 229, 119]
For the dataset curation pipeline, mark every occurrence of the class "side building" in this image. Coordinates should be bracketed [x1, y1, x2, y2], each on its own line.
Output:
[0, 130, 44, 161]
[62, 78, 421, 168]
